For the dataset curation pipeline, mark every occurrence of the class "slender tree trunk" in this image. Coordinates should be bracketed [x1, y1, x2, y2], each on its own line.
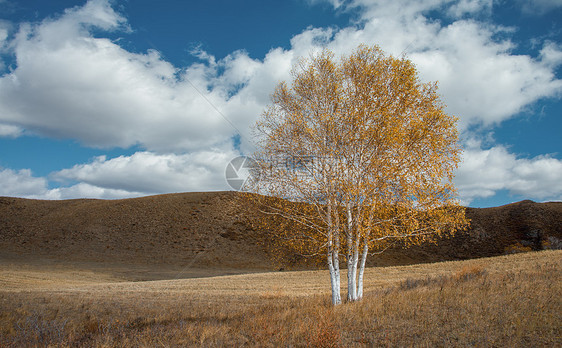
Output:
[327, 251, 341, 305]
[346, 203, 359, 302]
[347, 241, 359, 302]
[333, 250, 341, 305]
[327, 239, 341, 305]
[347, 247, 359, 301]
[357, 242, 369, 300]
[333, 223, 342, 305]
[346, 239, 357, 301]
[327, 202, 341, 305]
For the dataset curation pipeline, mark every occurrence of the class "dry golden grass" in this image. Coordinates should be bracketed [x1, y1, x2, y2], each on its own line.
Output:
[1, 250, 560, 347]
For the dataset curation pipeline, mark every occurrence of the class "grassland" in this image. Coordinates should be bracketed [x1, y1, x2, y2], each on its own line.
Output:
[1, 250, 560, 347]
[1, 192, 561, 346]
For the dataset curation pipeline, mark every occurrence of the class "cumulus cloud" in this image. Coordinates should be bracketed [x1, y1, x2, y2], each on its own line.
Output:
[539, 41, 562, 69]
[0, 148, 237, 200]
[0, 123, 21, 137]
[0, 166, 142, 200]
[2, 0, 561, 143]
[0, 168, 50, 198]
[446, 0, 493, 18]
[52, 150, 236, 194]
[455, 142, 562, 205]
[50, 183, 146, 200]
[0, 0, 261, 151]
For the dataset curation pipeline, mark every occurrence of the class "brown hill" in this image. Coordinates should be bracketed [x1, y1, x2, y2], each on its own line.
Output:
[0, 192, 272, 270]
[399, 199, 562, 263]
[0, 192, 560, 271]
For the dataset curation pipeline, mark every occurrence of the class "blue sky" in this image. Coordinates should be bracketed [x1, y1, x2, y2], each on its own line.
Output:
[0, 0, 561, 207]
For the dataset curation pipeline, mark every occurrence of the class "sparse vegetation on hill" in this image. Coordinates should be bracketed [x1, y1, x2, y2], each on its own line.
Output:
[0, 192, 560, 270]
[0, 192, 275, 272]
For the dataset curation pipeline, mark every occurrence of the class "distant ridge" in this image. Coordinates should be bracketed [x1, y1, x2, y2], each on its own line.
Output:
[1, 192, 560, 269]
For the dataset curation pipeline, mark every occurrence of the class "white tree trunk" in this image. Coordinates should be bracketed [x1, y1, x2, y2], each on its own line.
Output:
[347, 242, 360, 301]
[327, 202, 341, 305]
[334, 252, 341, 305]
[346, 203, 359, 302]
[328, 250, 341, 305]
[357, 243, 369, 300]
[333, 227, 342, 305]
[346, 240, 357, 301]
[347, 252, 359, 302]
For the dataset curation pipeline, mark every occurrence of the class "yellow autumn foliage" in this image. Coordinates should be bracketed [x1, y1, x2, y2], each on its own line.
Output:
[246, 45, 468, 304]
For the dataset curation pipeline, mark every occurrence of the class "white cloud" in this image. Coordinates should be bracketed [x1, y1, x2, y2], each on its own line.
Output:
[0, 148, 238, 200]
[455, 143, 562, 205]
[0, 123, 21, 137]
[0, 0, 257, 152]
[0, 168, 49, 198]
[51, 149, 236, 194]
[306, 0, 345, 9]
[0, 167, 140, 200]
[517, 0, 562, 14]
[447, 0, 493, 18]
[511, 156, 562, 198]
[49, 183, 145, 200]
[540, 41, 562, 68]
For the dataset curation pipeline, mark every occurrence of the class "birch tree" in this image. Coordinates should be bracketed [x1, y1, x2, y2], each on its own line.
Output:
[247, 45, 467, 305]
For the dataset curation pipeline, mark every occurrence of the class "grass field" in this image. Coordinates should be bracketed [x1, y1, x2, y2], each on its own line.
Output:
[1, 250, 560, 347]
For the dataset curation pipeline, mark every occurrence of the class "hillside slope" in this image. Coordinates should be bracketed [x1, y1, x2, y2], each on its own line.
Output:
[398, 199, 562, 264]
[0, 192, 272, 269]
[0, 192, 560, 269]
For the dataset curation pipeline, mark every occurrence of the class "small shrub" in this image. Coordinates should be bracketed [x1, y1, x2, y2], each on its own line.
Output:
[307, 317, 341, 348]
[259, 286, 285, 299]
[452, 264, 487, 282]
[542, 236, 562, 250]
[399, 265, 487, 291]
[399, 275, 446, 291]
[504, 242, 533, 254]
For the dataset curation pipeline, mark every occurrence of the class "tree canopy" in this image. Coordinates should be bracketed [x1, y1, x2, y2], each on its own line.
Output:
[247, 45, 468, 305]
